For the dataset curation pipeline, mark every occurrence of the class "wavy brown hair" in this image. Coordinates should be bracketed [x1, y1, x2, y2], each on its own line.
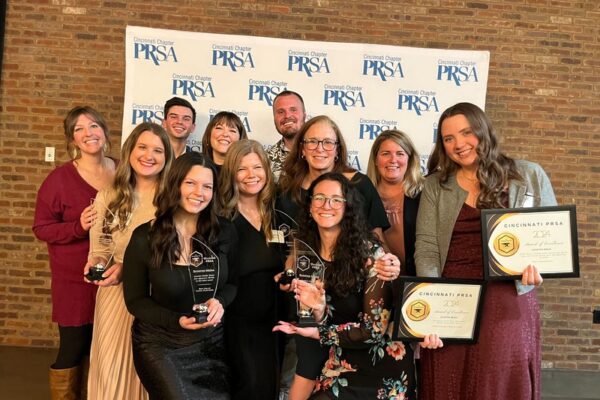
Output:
[104, 123, 173, 233]
[219, 139, 275, 242]
[279, 115, 354, 205]
[201, 111, 248, 163]
[297, 172, 379, 298]
[150, 152, 221, 269]
[366, 129, 424, 198]
[427, 102, 521, 209]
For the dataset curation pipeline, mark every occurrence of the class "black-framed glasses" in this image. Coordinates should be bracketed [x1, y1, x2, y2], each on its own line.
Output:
[303, 138, 338, 151]
[311, 194, 346, 209]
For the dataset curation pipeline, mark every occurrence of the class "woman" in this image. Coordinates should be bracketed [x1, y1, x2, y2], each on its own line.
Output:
[33, 106, 116, 398]
[220, 139, 283, 400]
[84, 122, 173, 400]
[415, 102, 555, 399]
[123, 152, 238, 399]
[201, 111, 247, 172]
[367, 129, 424, 278]
[277, 116, 399, 398]
[274, 173, 436, 399]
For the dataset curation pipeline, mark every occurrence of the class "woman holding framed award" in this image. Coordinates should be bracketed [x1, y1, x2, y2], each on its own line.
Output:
[274, 172, 434, 399]
[219, 139, 284, 400]
[33, 106, 116, 398]
[201, 111, 247, 173]
[415, 102, 557, 399]
[123, 152, 238, 400]
[84, 122, 173, 400]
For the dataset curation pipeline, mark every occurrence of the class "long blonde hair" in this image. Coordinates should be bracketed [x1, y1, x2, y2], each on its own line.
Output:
[105, 123, 173, 233]
[219, 139, 275, 242]
[366, 130, 423, 198]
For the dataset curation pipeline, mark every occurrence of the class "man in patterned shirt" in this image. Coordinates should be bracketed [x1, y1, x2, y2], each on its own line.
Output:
[267, 90, 306, 182]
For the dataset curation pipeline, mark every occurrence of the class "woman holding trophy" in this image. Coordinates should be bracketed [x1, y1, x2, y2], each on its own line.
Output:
[273, 173, 439, 399]
[84, 122, 173, 400]
[33, 106, 116, 398]
[123, 152, 238, 399]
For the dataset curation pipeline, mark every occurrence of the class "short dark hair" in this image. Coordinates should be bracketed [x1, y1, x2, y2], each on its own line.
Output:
[163, 97, 196, 123]
[273, 90, 305, 110]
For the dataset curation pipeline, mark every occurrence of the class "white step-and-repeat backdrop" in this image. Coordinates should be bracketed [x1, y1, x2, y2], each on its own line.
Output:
[123, 26, 489, 171]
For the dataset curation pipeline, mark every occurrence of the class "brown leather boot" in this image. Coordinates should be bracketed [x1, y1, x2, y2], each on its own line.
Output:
[79, 357, 89, 400]
[49, 365, 81, 400]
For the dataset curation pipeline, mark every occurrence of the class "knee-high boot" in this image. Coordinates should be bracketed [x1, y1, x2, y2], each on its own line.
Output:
[49, 365, 81, 400]
[79, 357, 89, 400]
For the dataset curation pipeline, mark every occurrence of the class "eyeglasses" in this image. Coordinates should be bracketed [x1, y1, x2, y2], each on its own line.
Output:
[311, 194, 346, 209]
[303, 138, 338, 151]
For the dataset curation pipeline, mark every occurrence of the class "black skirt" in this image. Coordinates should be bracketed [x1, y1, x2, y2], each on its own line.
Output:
[132, 319, 230, 400]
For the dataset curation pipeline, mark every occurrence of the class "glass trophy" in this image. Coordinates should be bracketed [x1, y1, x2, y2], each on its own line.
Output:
[274, 209, 299, 285]
[188, 237, 220, 324]
[86, 199, 116, 281]
[292, 238, 325, 327]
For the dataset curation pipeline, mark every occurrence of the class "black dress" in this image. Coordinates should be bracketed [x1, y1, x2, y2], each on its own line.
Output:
[225, 213, 286, 400]
[123, 219, 238, 400]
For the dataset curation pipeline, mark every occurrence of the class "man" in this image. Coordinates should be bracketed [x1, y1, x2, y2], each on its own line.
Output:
[162, 97, 196, 158]
[267, 90, 306, 181]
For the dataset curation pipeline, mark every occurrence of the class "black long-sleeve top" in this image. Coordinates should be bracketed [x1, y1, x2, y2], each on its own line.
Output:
[123, 218, 238, 337]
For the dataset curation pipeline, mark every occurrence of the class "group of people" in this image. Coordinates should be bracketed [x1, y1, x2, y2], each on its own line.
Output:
[33, 90, 556, 400]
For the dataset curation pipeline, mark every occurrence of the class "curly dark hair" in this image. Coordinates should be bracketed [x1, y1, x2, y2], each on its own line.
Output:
[297, 172, 379, 298]
[149, 152, 221, 269]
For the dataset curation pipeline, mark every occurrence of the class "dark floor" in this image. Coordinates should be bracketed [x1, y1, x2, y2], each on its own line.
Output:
[0, 345, 598, 399]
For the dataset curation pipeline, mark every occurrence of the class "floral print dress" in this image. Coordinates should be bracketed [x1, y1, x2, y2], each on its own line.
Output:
[313, 248, 416, 400]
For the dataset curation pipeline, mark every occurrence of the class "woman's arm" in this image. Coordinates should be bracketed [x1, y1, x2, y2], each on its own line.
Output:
[414, 178, 442, 277]
[214, 221, 239, 308]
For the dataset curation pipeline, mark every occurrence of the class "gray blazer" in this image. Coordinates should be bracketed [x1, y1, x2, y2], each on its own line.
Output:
[415, 159, 557, 278]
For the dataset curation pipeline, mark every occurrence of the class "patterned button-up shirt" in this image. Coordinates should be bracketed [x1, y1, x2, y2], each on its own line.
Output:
[266, 139, 290, 183]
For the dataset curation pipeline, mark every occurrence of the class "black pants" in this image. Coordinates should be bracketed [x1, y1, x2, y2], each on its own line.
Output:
[52, 324, 93, 369]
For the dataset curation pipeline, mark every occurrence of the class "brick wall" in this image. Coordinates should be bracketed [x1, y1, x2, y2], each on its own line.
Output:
[1, 1, 598, 370]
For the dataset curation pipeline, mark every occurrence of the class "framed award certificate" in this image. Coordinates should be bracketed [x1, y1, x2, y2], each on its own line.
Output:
[481, 205, 579, 280]
[392, 277, 486, 343]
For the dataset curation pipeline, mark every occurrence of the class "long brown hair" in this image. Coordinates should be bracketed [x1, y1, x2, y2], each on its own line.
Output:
[219, 139, 275, 242]
[279, 115, 354, 205]
[427, 102, 521, 208]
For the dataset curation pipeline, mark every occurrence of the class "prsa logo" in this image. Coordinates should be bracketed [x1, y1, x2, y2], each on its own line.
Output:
[212, 44, 255, 72]
[208, 109, 252, 134]
[358, 118, 398, 140]
[323, 84, 365, 112]
[133, 37, 177, 66]
[171, 73, 215, 102]
[397, 89, 439, 116]
[248, 79, 287, 107]
[287, 50, 330, 78]
[362, 55, 404, 82]
[131, 104, 164, 125]
[437, 60, 479, 86]
[347, 150, 362, 172]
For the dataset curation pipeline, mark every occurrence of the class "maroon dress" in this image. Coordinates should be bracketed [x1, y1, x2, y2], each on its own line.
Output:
[419, 204, 541, 400]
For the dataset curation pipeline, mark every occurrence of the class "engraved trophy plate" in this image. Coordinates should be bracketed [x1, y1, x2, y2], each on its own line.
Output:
[188, 237, 220, 323]
[293, 238, 325, 327]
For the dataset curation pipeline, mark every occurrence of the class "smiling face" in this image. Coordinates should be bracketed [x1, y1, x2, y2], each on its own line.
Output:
[375, 139, 409, 185]
[179, 165, 214, 215]
[441, 114, 480, 171]
[129, 131, 167, 180]
[162, 105, 195, 141]
[235, 152, 266, 198]
[302, 121, 338, 174]
[72, 114, 107, 156]
[273, 94, 306, 141]
[210, 122, 241, 163]
[310, 179, 345, 232]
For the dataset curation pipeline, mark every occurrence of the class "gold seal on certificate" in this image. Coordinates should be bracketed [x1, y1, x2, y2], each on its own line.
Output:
[392, 278, 486, 343]
[481, 205, 579, 280]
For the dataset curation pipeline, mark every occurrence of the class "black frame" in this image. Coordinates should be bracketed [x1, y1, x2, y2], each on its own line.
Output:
[392, 277, 486, 344]
[481, 205, 579, 281]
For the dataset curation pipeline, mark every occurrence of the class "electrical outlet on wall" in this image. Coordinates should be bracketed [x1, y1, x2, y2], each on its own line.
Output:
[45, 147, 55, 162]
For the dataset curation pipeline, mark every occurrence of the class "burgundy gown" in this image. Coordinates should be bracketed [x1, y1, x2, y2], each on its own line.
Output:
[419, 204, 541, 400]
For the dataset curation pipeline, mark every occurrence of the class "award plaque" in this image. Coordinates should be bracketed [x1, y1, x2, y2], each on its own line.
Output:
[187, 237, 219, 323]
[481, 205, 579, 280]
[273, 209, 300, 285]
[86, 199, 117, 281]
[292, 238, 325, 327]
[392, 277, 486, 343]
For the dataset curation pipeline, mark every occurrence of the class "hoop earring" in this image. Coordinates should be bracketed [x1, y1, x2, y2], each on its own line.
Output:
[335, 155, 339, 161]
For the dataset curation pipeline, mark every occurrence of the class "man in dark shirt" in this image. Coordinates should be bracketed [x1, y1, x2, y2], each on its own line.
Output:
[162, 96, 197, 158]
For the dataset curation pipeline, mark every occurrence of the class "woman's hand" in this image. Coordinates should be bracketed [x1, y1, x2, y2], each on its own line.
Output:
[272, 321, 320, 340]
[79, 204, 97, 231]
[179, 298, 224, 330]
[522, 264, 543, 286]
[84, 261, 122, 286]
[293, 279, 326, 322]
[420, 333, 444, 349]
[83, 256, 108, 283]
[373, 253, 401, 281]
